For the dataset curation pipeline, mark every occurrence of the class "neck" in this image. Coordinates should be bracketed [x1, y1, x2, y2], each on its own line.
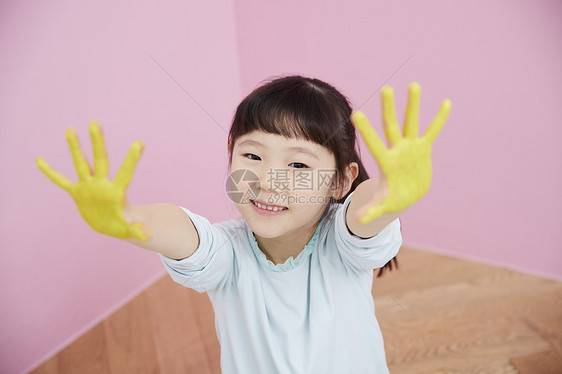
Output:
[255, 221, 319, 265]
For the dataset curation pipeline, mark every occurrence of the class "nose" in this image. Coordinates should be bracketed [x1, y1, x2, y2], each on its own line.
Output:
[256, 165, 286, 194]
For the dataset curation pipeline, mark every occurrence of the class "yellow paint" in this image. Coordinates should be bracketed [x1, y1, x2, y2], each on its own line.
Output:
[36, 121, 150, 241]
[351, 82, 452, 224]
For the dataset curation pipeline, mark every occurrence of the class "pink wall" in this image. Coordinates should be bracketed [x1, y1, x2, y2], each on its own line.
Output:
[233, 0, 562, 279]
[2, 0, 561, 373]
[0, 1, 240, 373]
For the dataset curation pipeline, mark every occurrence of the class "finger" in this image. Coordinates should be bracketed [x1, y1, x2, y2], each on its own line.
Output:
[351, 111, 387, 162]
[358, 203, 386, 224]
[36, 157, 73, 191]
[424, 99, 452, 144]
[89, 121, 109, 179]
[114, 140, 144, 190]
[66, 127, 92, 180]
[403, 82, 421, 139]
[381, 86, 403, 147]
[130, 222, 152, 242]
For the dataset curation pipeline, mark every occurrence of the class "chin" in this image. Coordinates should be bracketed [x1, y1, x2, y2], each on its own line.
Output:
[245, 219, 285, 237]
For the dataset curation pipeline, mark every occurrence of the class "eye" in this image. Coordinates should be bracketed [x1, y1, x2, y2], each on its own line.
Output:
[289, 162, 309, 169]
[243, 153, 261, 161]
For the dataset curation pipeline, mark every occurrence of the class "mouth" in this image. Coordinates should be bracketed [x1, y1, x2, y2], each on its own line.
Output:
[250, 199, 288, 212]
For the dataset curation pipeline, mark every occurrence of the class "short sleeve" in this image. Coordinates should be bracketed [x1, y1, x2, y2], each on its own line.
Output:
[333, 191, 402, 272]
[158, 206, 236, 294]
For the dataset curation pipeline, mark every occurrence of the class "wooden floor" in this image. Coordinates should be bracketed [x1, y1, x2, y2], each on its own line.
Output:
[30, 246, 562, 374]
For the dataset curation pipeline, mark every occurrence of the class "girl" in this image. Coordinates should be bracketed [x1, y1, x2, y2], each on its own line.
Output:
[36, 75, 451, 373]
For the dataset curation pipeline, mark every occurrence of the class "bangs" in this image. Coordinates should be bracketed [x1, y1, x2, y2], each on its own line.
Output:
[228, 79, 349, 156]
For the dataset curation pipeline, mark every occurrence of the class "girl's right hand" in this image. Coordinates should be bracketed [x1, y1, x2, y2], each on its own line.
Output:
[36, 122, 151, 242]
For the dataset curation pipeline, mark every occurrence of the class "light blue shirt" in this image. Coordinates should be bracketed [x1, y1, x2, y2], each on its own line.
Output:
[159, 191, 402, 373]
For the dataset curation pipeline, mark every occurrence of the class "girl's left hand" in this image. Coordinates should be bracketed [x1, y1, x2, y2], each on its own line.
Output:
[351, 82, 451, 224]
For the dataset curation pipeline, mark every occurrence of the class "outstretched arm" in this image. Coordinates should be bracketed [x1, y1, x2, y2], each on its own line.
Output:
[345, 178, 402, 239]
[122, 203, 199, 260]
[346, 82, 451, 238]
[36, 122, 199, 260]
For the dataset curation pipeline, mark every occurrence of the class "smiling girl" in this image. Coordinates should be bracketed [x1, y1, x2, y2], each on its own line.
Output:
[37, 75, 451, 373]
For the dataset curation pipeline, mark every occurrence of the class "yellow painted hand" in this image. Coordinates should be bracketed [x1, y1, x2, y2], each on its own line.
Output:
[36, 122, 151, 241]
[351, 82, 452, 224]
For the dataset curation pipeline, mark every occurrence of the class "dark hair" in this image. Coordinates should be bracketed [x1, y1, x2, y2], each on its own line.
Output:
[227, 74, 398, 277]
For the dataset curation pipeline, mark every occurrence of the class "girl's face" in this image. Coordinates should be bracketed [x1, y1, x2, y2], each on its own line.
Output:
[230, 130, 342, 243]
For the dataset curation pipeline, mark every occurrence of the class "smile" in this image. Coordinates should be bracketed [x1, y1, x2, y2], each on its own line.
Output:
[251, 199, 288, 212]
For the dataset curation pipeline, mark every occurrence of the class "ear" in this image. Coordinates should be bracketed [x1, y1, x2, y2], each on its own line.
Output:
[334, 162, 359, 200]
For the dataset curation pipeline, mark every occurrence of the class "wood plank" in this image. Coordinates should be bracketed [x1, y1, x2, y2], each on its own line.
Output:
[30, 324, 110, 374]
[102, 291, 160, 373]
[510, 350, 562, 374]
[510, 315, 562, 374]
[385, 320, 549, 373]
[373, 247, 562, 373]
[143, 276, 214, 374]
[189, 290, 221, 374]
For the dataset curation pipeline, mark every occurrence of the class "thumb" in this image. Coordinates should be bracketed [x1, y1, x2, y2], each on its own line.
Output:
[357, 187, 390, 222]
[130, 222, 153, 242]
[357, 203, 386, 224]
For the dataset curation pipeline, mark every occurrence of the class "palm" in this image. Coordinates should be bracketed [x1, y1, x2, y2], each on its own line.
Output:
[351, 82, 451, 223]
[70, 177, 129, 237]
[36, 122, 149, 241]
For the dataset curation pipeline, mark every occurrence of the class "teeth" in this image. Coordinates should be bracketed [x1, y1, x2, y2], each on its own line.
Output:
[253, 200, 285, 212]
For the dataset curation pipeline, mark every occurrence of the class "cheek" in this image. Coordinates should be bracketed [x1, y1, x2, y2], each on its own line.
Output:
[229, 157, 242, 170]
[226, 167, 261, 205]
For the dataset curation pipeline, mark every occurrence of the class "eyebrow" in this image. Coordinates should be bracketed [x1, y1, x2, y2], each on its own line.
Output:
[238, 139, 319, 160]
